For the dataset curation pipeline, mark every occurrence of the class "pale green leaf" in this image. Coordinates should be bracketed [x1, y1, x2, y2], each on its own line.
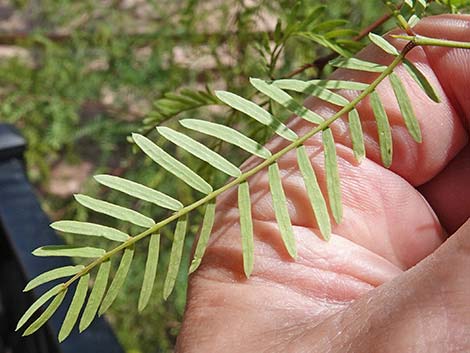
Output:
[402, 58, 440, 103]
[323, 128, 343, 223]
[94, 174, 183, 211]
[79, 260, 111, 332]
[24, 265, 84, 292]
[180, 119, 271, 159]
[132, 133, 212, 194]
[274, 79, 368, 91]
[330, 57, 387, 72]
[238, 181, 254, 277]
[58, 274, 89, 342]
[389, 72, 422, 142]
[296, 146, 331, 240]
[408, 14, 420, 27]
[272, 80, 350, 106]
[75, 194, 155, 228]
[189, 200, 216, 274]
[33, 245, 105, 258]
[23, 288, 67, 336]
[348, 109, 366, 161]
[215, 90, 298, 141]
[250, 78, 323, 124]
[51, 220, 129, 242]
[157, 127, 241, 177]
[370, 91, 393, 168]
[368, 33, 399, 55]
[138, 233, 160, 312]
[268, 163, 297, 258]
[99, 247, 134, 316]
[16, 284, 64, 331]
[163, 215, 188, 300]
[297, 32, 352, 57]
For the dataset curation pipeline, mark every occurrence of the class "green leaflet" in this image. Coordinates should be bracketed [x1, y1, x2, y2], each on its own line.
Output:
[268, 163, 297, 258]
[189, 200, 216, 274]
[163, 215, 188, 300]
[33, 245, 105, 258]
[296, 146, 331, 240]
[249, 78, 323, 124]
[132, 133, 213, 194]
[402, 58, 440, 103]
[138, 233, 160, 312]
[408, 15, 420, 28]
[79, 260, 111, 332]
[323, 128, 343, 224]
[324, 28, 357, 39]
[370, 91, 393, 168]
[273, 79, 368, 91]
[348, 109, 366, 162]
[16, 284, 64, 331]
[330, 57, 387, 72]
[51, 220, 129, 242]
[99, 247, 134, 316]
[94, 174, 183, 211]
[389, 72, 422, 142]
[238, 181, 254, 277]
[180, 119, 272, 159]
[296, 32, 351, 58]
[23, 288, 67, 336]
[368, 33, 399, 55]
[75, 194, 155, 228]
[24, 265, 84, 292]
[215, 90, 298, 141]
[58, 274, 89, 342]
[157, 126, 241, 177]
[272, 80, 350, 106]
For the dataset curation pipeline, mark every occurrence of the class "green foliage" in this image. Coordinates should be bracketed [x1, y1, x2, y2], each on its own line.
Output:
[4, 0, 468, 352]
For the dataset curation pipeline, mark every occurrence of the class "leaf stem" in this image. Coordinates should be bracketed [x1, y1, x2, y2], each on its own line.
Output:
[392, 34, 470, 49]
[63, 42, 415, 290]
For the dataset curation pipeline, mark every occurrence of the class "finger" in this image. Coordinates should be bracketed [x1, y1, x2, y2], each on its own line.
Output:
[286, 14, 470, 187]
[290, 218, 470, 353]
[214, 15, 470, 270]
[419, 144, 470, 233]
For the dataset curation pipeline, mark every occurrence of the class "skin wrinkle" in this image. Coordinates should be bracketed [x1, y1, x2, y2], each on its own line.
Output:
[177, 16, 470, 353]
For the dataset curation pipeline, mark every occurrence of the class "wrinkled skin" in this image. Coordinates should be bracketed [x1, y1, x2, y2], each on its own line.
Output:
[177, 15, 470, 353]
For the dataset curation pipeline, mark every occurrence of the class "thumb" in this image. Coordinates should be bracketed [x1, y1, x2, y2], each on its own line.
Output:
[298, 218, 470, 352]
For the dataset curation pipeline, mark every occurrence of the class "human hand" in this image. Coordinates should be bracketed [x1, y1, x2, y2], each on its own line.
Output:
[177, 15, 470, 353]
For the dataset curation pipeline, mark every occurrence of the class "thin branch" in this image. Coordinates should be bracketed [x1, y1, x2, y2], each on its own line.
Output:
[282, 4, 403, 79]
[63, 40, 416, 292]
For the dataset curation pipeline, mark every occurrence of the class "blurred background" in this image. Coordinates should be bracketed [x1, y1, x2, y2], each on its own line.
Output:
[0, 0, 462, 352]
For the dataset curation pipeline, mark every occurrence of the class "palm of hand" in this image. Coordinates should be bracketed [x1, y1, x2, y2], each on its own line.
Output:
[177, 15, 470, 353]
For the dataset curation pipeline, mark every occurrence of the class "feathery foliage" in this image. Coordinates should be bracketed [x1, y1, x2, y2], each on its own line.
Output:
[14, 0, 470, 346]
